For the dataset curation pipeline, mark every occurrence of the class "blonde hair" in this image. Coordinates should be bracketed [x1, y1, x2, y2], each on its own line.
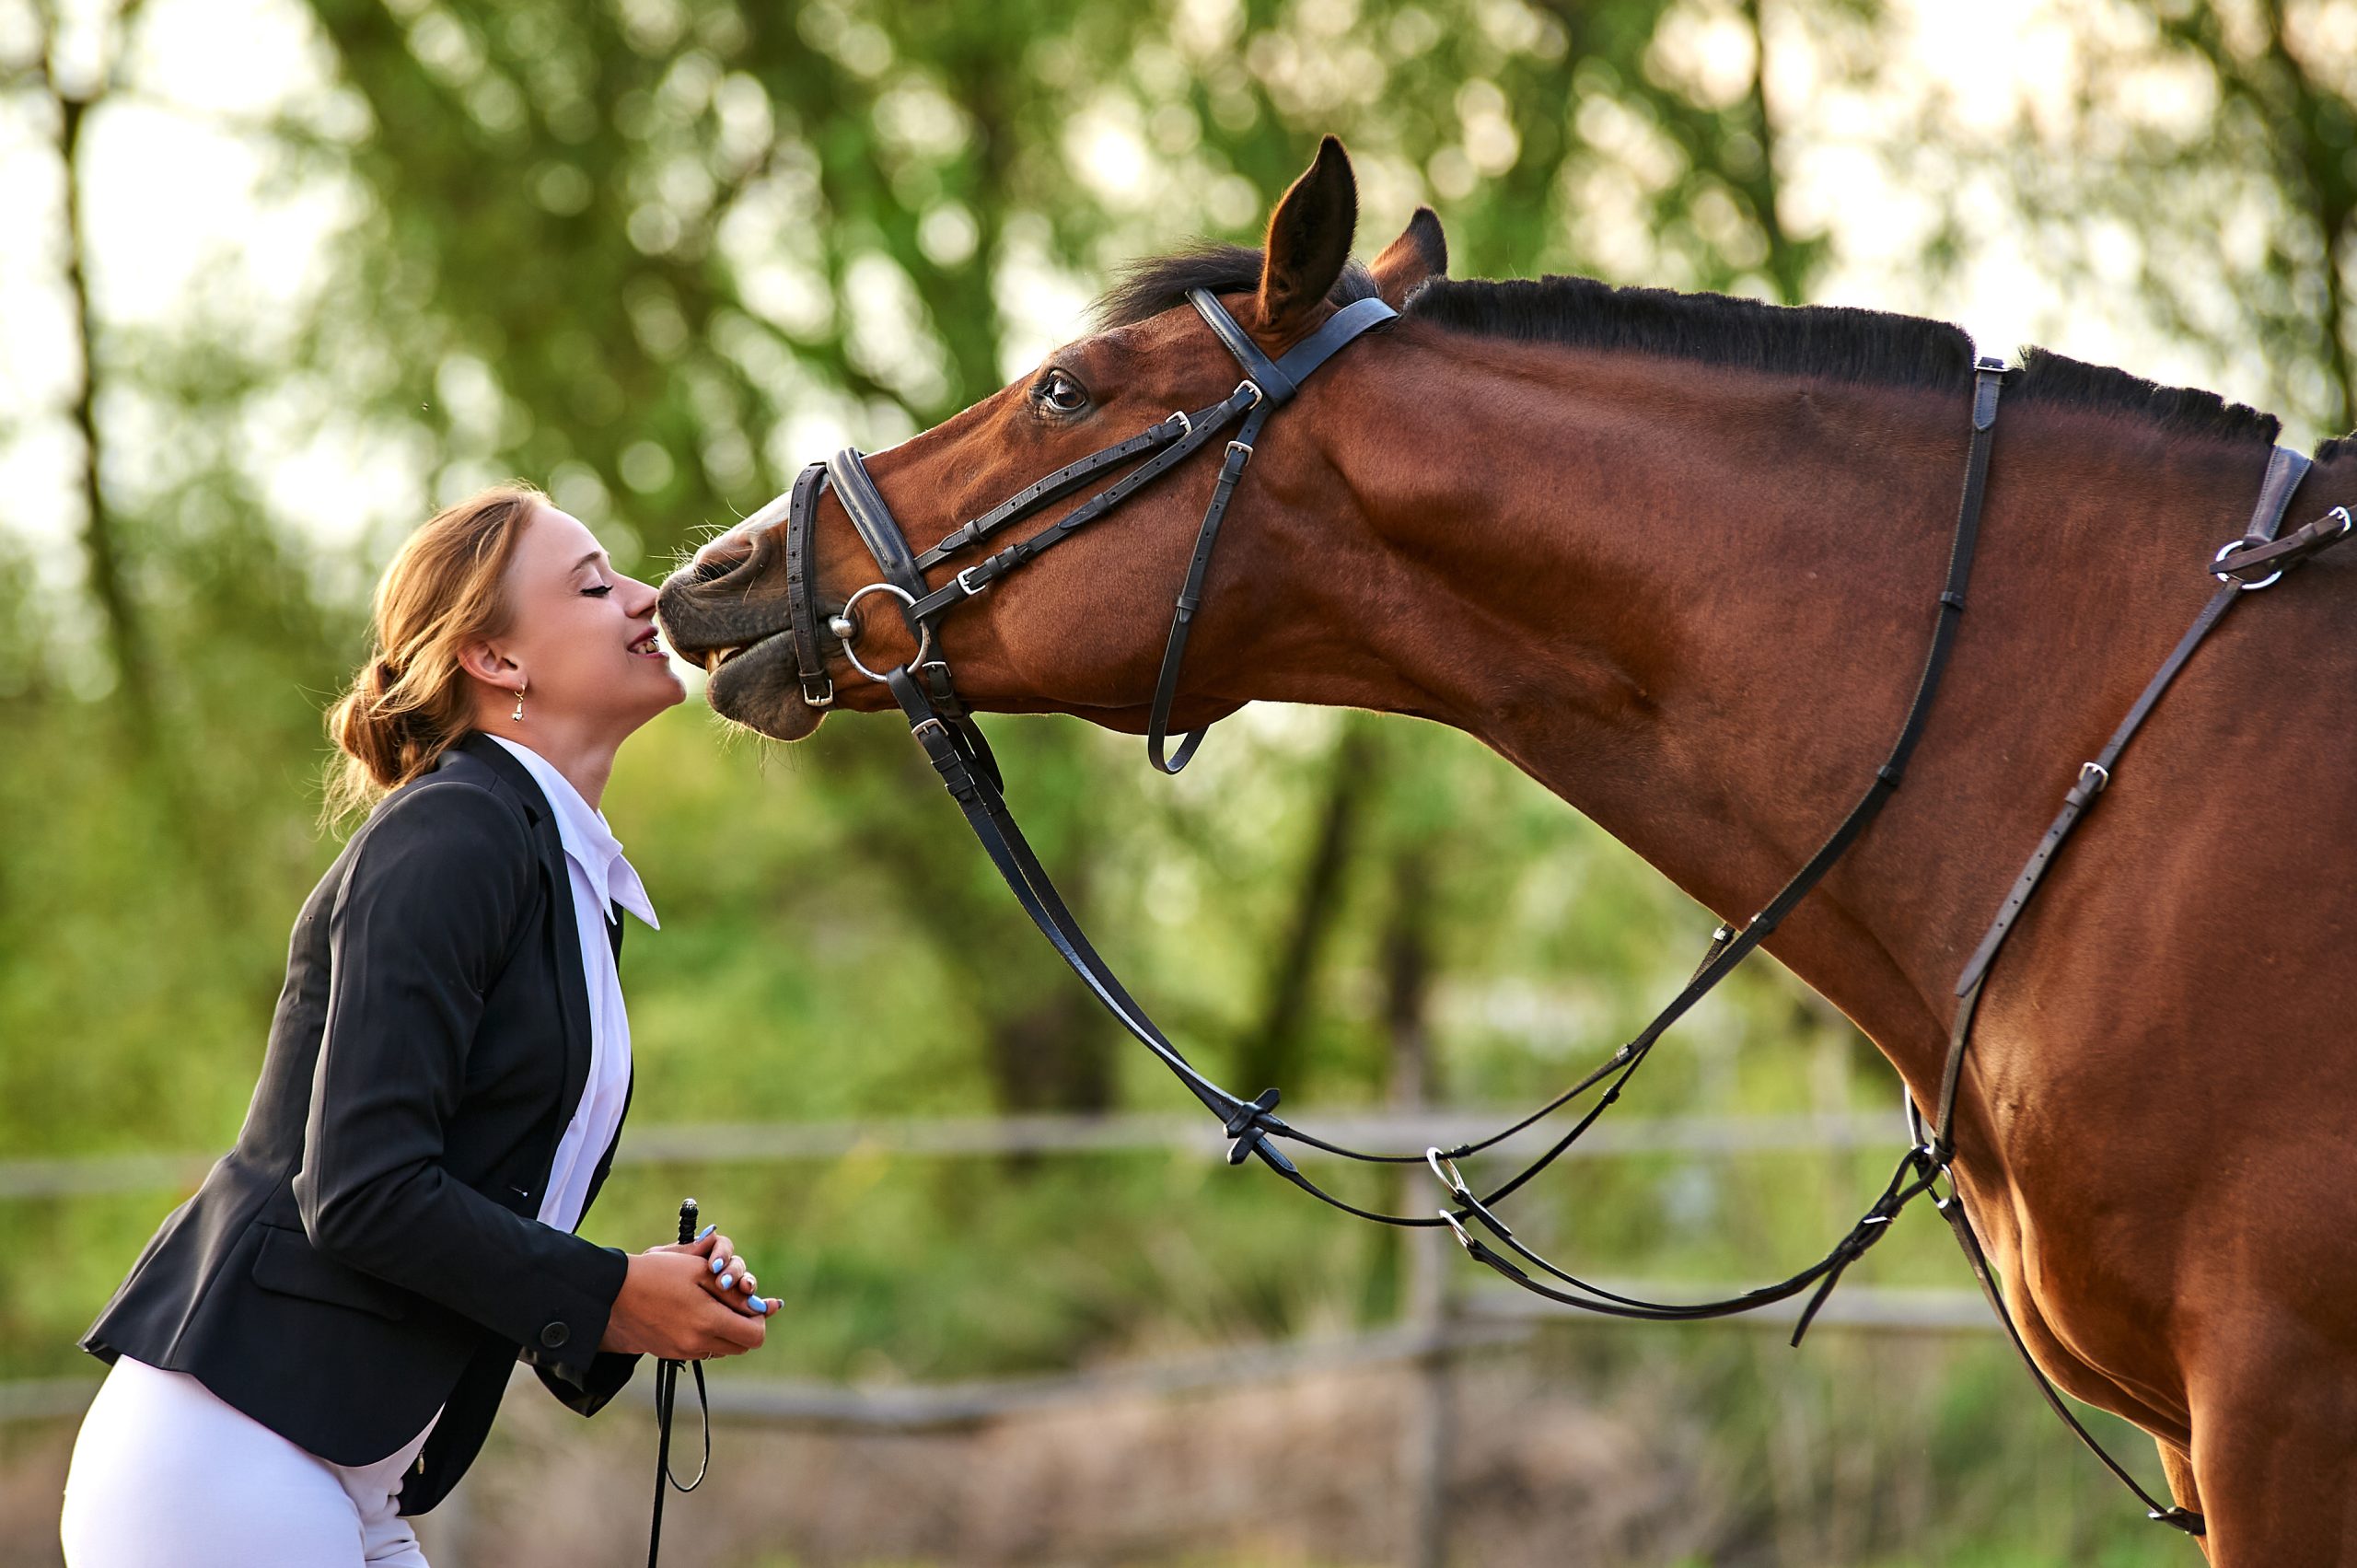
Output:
[322, 484, 545, 829]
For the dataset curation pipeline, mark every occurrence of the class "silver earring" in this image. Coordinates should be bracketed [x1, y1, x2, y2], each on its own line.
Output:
[511, 684, 526, 722]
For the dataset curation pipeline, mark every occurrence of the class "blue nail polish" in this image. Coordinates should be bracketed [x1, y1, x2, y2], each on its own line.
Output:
[718, 1273, 733, 1290]
[710, 1256, 726, 1273]
[695, 1224, 715, 1241]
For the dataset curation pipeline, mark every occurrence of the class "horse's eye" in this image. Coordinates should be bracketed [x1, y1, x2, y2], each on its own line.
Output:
[1039, 370, 1089, 414]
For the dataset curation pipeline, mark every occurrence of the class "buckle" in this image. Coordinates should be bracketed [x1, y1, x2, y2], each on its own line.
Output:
[2077, 761, 2108, 795]
[1167, 409, 1192, 436]
[956, 565, 988, 598]
[1226, 439, 1254, 461]
[802, 677, 835, 709]
[2212, 536, 2283, 590]
[1233, 379, 1262, 409]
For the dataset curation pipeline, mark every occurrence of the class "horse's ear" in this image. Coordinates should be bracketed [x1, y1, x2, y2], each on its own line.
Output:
[1258, 135, 1358, 335]
[1368, 207, 1446, 308]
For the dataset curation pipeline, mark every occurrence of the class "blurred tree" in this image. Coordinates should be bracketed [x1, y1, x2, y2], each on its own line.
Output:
[2131, 0, 2357, 432]
[1917, 0, 2357, 441]
[27, 0, 159, 753]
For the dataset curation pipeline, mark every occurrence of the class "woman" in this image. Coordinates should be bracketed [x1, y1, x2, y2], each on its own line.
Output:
[59, 485, 772, 1567]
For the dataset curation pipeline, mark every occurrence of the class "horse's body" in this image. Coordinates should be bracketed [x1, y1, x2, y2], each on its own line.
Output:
[657, 140, 2357, 1560]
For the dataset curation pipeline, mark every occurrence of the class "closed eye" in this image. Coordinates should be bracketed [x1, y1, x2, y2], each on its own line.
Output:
[582, 583, 613, 597]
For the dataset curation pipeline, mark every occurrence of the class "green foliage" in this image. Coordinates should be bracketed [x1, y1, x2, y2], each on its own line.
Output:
[1899, 0, 2357, 443]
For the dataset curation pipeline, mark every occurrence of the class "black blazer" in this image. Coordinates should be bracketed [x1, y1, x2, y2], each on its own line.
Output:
[80, 729, 644, 1514]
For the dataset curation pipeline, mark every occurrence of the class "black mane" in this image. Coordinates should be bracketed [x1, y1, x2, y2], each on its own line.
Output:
[1094, 243, 1377, 329]
[1406, 274, 1978, 395]
[1094, 252, 2295, 449]
[1404, 274, 2283, 446]
[2006, 345, 2281, 445]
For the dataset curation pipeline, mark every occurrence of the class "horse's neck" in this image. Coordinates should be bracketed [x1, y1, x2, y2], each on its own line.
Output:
[1293, 334, 2273, 1108]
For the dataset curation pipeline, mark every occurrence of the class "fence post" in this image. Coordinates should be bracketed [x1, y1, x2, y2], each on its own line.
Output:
[1385, 848, 1453, 1568]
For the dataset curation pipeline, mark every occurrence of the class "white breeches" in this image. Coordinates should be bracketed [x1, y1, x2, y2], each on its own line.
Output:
[59, 1354, 435, 1568]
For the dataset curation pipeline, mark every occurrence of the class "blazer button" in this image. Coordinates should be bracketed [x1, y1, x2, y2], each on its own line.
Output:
[539, 1321, 570, 1349]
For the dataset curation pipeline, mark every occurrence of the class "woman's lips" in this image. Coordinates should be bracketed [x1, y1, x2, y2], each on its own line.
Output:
[629, 629, 668, 660]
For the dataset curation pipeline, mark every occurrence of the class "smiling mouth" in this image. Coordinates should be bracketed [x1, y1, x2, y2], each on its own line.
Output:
[630, 628, 668, 660]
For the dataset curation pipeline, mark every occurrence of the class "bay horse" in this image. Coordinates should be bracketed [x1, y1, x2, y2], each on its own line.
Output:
[656, 138, 2357, 1561]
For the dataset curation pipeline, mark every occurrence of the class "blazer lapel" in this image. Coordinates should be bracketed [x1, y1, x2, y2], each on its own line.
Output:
[456, 732, 595, 1146]
[536, 813, 596, 1137]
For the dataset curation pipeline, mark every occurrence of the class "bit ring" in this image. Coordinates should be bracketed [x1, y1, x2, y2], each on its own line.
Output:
[837, 583, 935, 682]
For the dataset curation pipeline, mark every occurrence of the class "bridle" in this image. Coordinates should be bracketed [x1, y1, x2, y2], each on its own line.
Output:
[737, 287, 2354, 1537]
[776, 285, 1400, 778]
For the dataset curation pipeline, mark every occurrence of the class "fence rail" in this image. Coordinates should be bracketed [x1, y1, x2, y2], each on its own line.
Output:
[0, 1108, 1906, 1199]
[0, 1281, 1995, 1430]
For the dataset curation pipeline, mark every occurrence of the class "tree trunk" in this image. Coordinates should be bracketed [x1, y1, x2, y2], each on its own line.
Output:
[41, 0, 159, 754]
[1234, 719, 1377, 1096]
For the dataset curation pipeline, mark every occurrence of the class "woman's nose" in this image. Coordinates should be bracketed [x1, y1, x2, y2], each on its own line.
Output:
[620, 574, 661, 616]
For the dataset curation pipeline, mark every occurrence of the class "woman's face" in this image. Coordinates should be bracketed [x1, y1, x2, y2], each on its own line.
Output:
[481, 503, 682, 736]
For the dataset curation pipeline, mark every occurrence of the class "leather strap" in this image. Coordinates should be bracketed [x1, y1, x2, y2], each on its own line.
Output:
[905, 388, 1257, 624]
[782, 462, 834, 708]
[1189, 288, 1294, 400]
[825, 448, 929, 605]
[1953, 445, 2312, 1000]
[1184, 291, 1399, 407]
[1914, 441, 2327, 1539]
[913, 413, 1195, 571]
[2212, 503, 2351, 580]
[1145, 397, 1276, 772]
[1142, 294, 1399, 771]
[1425, 354, 2011, 1212]
[1931, 1150, 2203, 1532]
[795, 291, 1396, 779]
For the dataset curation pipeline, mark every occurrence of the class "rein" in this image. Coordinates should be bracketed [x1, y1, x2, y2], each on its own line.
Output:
[765, 290, 2354, 1536]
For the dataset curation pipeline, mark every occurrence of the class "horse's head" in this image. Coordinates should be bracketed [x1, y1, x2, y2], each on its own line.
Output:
[656, 136, 1446, 742]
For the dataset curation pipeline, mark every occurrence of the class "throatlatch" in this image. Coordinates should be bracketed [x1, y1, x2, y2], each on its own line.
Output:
[767, 286, 2353, 1536]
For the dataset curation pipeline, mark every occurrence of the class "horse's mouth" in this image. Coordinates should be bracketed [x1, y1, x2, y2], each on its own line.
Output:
[654, 592, 825, 743]
[701, 639, 758, 677]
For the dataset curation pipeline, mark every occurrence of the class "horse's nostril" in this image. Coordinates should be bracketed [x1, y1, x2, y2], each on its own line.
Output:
[690, 525, 758, 578]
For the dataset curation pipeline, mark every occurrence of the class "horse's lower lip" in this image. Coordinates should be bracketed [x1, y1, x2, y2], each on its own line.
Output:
[702, 629, 784, 676]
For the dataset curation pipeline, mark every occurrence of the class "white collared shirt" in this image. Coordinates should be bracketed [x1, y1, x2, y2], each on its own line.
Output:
[483, 733, 657, 1235]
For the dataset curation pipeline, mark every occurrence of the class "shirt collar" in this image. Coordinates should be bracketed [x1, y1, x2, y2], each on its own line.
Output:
[483, 734, 659, 930]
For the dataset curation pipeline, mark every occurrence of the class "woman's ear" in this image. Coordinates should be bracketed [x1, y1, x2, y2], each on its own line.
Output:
[457, 638, 519, 690]
[1256, 135, 1359, 339]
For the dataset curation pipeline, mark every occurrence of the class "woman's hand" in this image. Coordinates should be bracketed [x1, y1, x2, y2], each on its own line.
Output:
[598, 1234, 773, 1360]
[657, 1226, 779, 1319]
